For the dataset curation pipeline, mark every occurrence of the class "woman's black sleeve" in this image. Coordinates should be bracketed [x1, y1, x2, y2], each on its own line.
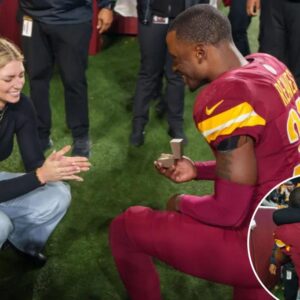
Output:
[0, 172, 42, 203]
[15, 95, 45, 172]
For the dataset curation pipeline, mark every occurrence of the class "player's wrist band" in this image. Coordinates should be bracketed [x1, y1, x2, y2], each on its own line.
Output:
[194, 161, 216, 180]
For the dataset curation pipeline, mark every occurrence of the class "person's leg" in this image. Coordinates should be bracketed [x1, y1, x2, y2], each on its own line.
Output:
[164, 51, 186, 142]
[282, 264, 299, 300]
[258, 0, 275, 53]
[0, 210, 13, 249]
[268, 0, 287, 64]
[285, 1, 300, 88]
[153, 72, 166, 118]
[130, 21, 169, 146]
[51, 22, 92, 156]
[228, 0, 252, 56]
[0, 172, 71, 255]
[109, 206, 271, 300]
[21, 20, 54, 149]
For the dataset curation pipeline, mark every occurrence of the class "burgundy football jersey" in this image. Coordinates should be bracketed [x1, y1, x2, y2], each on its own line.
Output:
[193, 53, 300, 206]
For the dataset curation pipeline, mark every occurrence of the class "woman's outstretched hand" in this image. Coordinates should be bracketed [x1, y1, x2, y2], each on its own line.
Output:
[36, 145, 91, 183]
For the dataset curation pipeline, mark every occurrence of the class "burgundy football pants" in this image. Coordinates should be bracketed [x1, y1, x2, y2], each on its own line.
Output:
[109, 206, 272, 300]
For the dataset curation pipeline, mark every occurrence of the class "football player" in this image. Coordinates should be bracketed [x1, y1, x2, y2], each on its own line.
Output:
[109, 5, 300, 300]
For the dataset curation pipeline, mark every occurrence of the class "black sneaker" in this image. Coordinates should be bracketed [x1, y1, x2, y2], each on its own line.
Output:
[39, 137, 53, 152]
[168, 128, 188, 145]
[23, 252, 48, 267]
[3, 241, 47, 267]
[72, 136, 91, 158]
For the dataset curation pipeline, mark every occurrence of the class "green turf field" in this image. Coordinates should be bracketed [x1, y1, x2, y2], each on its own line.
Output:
[0, 9, 262, 300]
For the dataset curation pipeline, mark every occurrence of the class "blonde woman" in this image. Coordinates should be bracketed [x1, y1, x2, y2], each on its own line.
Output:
[0, 38, 90, 266]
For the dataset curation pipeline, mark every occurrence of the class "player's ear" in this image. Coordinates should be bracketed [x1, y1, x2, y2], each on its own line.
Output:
[194, 43, 206, 63]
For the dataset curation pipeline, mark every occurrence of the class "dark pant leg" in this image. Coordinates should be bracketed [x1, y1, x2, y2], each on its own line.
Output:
[282, 265, 299, 300]
[228, 0, 251, 56]
[132, 21, 169, 128]
[259, 0, 275, 53]
[164, 51, 184, 131]
[21, 20, 54, 140]
[269, 0, 287, 64]
[50, 22, 92, 139]
[285, 1, 300, 88]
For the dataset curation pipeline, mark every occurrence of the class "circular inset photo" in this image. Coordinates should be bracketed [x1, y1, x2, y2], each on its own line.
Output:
[248, 177, 300, 300]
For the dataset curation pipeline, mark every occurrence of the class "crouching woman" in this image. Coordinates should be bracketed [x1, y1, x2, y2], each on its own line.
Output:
[0, 38, 90, 266]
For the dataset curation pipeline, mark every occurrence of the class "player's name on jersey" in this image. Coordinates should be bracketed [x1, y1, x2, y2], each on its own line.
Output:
[274, 69, 298, 107]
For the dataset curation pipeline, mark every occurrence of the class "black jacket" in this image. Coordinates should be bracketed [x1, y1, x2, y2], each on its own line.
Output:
[19, 0, 114, 24]
[137, 0, 209, 25]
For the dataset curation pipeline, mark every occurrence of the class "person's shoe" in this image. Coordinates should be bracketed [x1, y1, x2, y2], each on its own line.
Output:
[39, 137, 53, 152]
[168, 128, 188, 145]
[23, 252, 48, 267]
[72, 136, 91, 158]
[130, 129, 145, 146]
[3, 241, 47, 267]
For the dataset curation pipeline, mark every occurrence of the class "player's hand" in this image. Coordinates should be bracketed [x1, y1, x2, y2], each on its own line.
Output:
[166, 194, 181, 211]
[154, 156, 197, 183]
[97, 8, 113, 34]
[247, 0, 260, 16]
[277, 205, 286, 209]
[36, 145, 91, 183]
[269, 264, 277, 275]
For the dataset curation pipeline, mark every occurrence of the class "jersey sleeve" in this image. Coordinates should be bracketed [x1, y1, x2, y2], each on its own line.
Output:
[0, 172, 42, 203]
[194, 79, 266, 149]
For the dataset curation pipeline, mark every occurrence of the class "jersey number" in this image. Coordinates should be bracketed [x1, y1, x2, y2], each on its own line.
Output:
[287, 98, 300, 175]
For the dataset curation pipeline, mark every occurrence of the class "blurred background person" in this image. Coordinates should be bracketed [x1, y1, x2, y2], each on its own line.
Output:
[130, 0, 209, 147]
[227, 0, 252, 56]
[19, 0, 115, 157]
[247, 0, 300, 87]
[273, 186, 300, 299]
[269, 244, 299, 300]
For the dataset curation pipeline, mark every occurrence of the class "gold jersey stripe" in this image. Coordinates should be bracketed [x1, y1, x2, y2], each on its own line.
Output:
[197, 102, 266, 142]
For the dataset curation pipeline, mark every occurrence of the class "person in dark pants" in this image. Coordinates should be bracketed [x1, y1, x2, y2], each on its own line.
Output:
[282, 263, 299, 300]
[130, 0, 209, 146]
[19, 0, 114, 157]
[269, 245, 299, 300]
[272, 187, 300, 299]
[228, 0, 252, 56]
[247, 0, 300, 87]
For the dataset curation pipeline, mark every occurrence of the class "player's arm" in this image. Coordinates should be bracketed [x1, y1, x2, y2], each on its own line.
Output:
[273, 207, 300, 225]
[169, 135, 257, 228]
[96, 0, 114, 34]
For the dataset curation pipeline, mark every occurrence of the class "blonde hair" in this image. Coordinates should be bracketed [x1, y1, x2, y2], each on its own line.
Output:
[0, 37, 23, 69]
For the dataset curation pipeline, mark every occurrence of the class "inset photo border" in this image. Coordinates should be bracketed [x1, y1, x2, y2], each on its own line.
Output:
[248, 176, 300, 300]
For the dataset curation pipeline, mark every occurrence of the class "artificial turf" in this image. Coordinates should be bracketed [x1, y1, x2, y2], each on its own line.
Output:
[0, 9, 261, 300]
